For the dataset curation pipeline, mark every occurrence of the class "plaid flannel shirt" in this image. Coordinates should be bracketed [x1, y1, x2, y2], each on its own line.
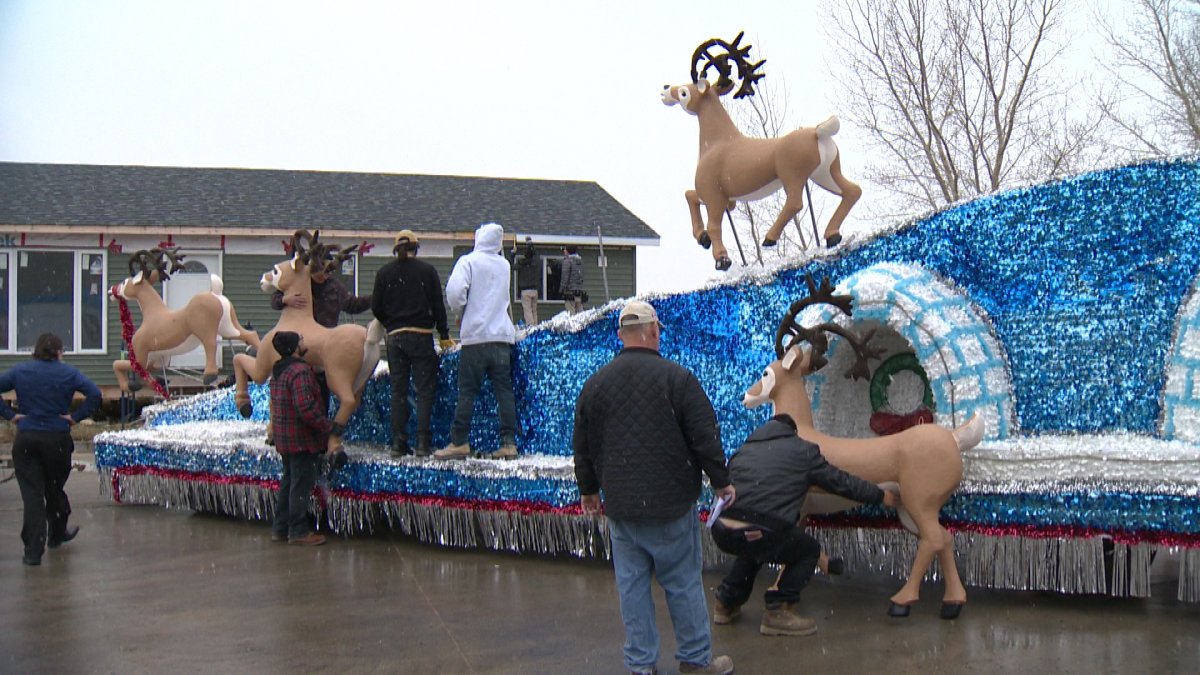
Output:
[270, 357, 333, 454]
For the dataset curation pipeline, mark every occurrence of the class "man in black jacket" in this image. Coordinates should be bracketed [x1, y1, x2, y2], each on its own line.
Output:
[509, 237, 541, 326]
[371, 230, 453, 457]
[574, 300, 736, 675]
[710, 414, 898, 637]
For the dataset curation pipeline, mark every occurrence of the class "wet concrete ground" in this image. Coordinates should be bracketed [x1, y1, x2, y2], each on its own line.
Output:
[2, 464, 1199, 674]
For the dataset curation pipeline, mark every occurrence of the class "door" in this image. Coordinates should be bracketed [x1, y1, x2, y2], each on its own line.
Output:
[162, 252, 221, 370]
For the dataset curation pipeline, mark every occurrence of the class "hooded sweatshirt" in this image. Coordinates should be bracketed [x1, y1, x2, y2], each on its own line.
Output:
[446, 222, 516, 345]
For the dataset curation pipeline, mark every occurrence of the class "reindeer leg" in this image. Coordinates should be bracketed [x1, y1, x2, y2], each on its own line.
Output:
[704, 202, 731, 270]
[685, 190, 711, 249]
[201, 337, 219, 385]
[232, 352, 259, 418]
[888, 503, 947, 617]
[936, 529, 967, 618]
[762, 189, 804, 247]
[821, 155, 862, 248]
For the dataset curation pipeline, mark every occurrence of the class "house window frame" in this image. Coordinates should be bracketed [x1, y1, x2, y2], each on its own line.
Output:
[0, 248, 108, 355]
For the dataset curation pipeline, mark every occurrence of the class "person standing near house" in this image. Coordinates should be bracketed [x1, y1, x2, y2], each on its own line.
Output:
[0, 332, 102, 566]
[434, 222, 519, 461]
[573, 301, 736, 675]
[371, 230, 453, 458]
[559, 245, 585, 315]
[511, 236, 542, 326]
[268, 331, 331, 547]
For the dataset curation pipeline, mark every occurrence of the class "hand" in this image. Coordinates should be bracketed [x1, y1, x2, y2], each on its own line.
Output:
[60, 414, 76, 426]
[581, 493, 601, 515]
[286, 294, 309, 310]
[12, 414, 25, 423]
[438, 337, 456, 351]
[716, 484, 736, 507]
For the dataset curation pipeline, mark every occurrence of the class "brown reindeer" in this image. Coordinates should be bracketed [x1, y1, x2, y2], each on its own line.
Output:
[111, 248, 260, 393]
[743, 275, 984, 619]
[661, 33, 862, 270]
[232, 230, 385, 454]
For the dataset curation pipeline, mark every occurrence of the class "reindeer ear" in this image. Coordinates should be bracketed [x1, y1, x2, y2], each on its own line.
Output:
[132, 271, 144, 285]
[781, 346, 803, 372]
[696, 80, 709, 94]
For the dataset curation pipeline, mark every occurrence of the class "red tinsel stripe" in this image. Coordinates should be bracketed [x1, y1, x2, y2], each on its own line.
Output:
[114, 294, 171, 399]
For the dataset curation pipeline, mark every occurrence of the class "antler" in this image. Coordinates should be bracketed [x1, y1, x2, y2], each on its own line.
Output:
[290, 229, 320, 266]
[690, 31, 767, 99]
[127, 249, 157, 278]
[155, 247, 187, 280]
[316, 242, 359, 276]
[775, 274, 883, 379]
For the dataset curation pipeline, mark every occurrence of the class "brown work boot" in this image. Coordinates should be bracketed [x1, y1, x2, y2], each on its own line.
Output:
[433, 442, 471, 460]
[759, 606, 817, 637]
[712, 600, 741, 625]
[288, 533, 326, 547]
[679, 655, 733, 675]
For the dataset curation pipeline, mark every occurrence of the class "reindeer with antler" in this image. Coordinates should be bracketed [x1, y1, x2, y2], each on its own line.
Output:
[662, 32, 862, 270]
[232, 230, 385, 454]
[111, 247, 260, 393]
[743, 275, 984, 619]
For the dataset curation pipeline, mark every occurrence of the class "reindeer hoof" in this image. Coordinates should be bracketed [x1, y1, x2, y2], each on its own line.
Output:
[202, 373, 218, 386]
[825, 233, 843, 248]
[714, 256, 732, 271]
[939, 602, 964, 620]
[762, 237, 778, 248]
[887, 602, 912, 618]
[697, 232, 712, 249]
[238, 403, 253, 418]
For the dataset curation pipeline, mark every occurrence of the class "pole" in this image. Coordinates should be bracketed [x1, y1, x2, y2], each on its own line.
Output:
[596, 224, 612, 303]
[804, 183, 819, 245]
[724, 209, 748, 266]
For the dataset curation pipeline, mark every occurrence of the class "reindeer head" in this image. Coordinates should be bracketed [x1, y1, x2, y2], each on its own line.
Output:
[112, 247, 186, 299]
[661, 31, 766, 113]
[743, 274, 884, 413]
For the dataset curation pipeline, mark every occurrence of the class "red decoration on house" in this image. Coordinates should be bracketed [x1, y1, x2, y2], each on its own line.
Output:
[358, 240, 374, 254]
[106, 238, 123, 254]
[282, 239, 294, 254]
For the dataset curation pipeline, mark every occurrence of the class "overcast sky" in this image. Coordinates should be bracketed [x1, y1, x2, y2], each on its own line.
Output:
[0, 0, 1105, 296]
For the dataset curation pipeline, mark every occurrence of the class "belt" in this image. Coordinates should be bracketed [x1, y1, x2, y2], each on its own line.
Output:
[388, 327, 434, 336]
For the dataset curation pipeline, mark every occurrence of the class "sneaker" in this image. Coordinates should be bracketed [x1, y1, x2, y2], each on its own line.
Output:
[679, 655, 733, 675]
[288, 533, 327, 547]
[713, 600, 741, 625]
[490, 444, 518, 460]
[433, 443, 471, 460]
[760, 607, 817, 637]
[48, 526, 80, 549]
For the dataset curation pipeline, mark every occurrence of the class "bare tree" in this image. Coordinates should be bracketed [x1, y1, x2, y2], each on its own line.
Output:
[1095, 0, 1200, 156]
[823, 0, 1102, 218]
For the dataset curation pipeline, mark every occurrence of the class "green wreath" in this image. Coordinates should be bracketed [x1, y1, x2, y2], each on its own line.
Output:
[869, 353, 934, 414]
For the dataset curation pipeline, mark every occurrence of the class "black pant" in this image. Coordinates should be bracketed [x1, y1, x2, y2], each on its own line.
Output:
[13, 430, 75, 559]
[711, 521, 821, 609]
[272, 452, 319, 539]
[386, 332, 439, 449]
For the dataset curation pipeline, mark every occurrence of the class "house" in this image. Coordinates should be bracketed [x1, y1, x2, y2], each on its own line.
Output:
[0, 162, 660, 393]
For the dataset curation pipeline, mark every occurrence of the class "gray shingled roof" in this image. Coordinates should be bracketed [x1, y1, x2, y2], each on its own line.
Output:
[0, 162, 660, 241]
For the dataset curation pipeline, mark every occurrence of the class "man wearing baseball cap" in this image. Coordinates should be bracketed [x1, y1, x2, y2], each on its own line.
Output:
[573, 299, 736, 675]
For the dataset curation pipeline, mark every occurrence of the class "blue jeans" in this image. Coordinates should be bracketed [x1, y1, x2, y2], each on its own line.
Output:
[273, 452, 318, 539]
[450, 342, 516, 446]
[608, 507, 712, 671]
[386, 332, 439, 449]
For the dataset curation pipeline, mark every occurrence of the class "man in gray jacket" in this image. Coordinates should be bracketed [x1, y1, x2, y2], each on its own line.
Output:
[710, 414, 898, 636]
[434, 222, 519, 461]
[574, 300, 736, 675]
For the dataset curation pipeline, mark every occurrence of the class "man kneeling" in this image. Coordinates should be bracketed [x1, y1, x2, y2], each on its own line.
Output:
[711, 414, 898, 636]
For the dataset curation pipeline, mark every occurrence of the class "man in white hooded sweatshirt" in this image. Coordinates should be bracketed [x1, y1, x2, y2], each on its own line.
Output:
[434, 222, 520, 460]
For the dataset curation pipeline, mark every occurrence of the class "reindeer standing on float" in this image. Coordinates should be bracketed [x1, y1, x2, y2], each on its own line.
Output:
[743, 275, 984, 619]
[233, 230, 385, 454]
[661, 33, 862, 270]
[112, 247, 260, 393]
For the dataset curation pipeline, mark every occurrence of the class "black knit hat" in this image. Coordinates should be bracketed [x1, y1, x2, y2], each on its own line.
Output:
[272, 331, 301, 358]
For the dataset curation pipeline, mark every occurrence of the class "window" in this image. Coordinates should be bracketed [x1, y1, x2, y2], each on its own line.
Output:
[544, 257, 565, 301]
[1, 250, 107, 353]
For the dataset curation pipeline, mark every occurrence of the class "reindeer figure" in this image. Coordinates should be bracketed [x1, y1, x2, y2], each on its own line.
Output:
[111, 248, 260, 393]
[743, 275, 984, 619]
[661, 32, 862, 270]
[232, 230, 385, 454]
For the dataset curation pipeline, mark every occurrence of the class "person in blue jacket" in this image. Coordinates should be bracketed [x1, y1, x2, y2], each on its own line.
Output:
[0, 333, 102, 566]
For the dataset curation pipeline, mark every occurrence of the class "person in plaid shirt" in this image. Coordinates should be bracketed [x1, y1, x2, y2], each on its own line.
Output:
[268, 331, 333, 546]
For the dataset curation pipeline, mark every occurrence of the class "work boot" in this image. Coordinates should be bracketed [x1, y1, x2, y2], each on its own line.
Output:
[433, 442, 471, 460]
[712, 600, 741, 625]
[490, 443, 518, 460]
[414, 436, 433, 458]
[679, 655, 733, 674]
[390, 441, 411, 458]
[288, 533, 326, 547]
[759, 606, 817, 637]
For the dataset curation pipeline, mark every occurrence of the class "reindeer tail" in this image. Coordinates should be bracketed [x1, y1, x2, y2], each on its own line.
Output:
[953, 413, 984, 452]
[353, 319, 387, 393]
[816, 115, 841, 138]
[209, 274, 224, 295]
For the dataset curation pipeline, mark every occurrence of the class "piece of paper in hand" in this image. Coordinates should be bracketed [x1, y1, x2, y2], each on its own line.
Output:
[707, 493, 731, 529]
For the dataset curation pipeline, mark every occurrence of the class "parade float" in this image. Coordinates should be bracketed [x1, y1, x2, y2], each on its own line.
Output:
[92, 32, 1200, 605]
